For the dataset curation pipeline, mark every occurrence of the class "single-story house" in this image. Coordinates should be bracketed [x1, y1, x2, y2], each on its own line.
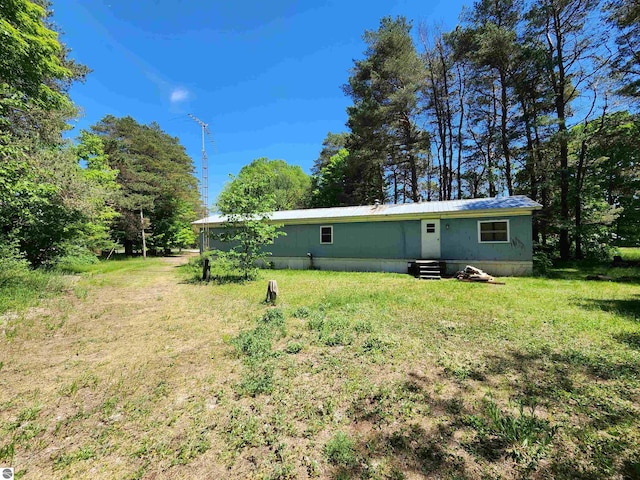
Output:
[193, 195, 542, 276]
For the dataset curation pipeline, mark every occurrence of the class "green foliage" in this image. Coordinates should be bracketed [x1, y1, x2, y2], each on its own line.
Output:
[344, 16, 429, 204]
[465, 397, 558, 469]
[221, 157, 311, 210]
[324, 432, 358, 467]
[216, 176, 285, 280]
[91, 115, 200, 255]
[0, 0, 73, 114]
[291, 306, 311, 318]
[607, 0, 640, 98]
[284, 341, 303, 354]
[532, 249, 553, 276]
[0, 249, 64, 315]
[259, 308, 286, 334]
[232, 325, 274, 360]
[308, 148, 349, 207]
[53, 246, 100, 274]
[230, 307, 290, 397]
[311, 131, 350, 175]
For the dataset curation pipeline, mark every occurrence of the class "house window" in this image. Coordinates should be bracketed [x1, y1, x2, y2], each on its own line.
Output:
[425, 223, 436, 233]
[320, 225, 333, 244]
[478, 220, 510, 243]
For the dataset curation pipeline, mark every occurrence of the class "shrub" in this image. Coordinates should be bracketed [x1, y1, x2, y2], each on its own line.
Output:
[53, 245, 99, 273]
[0, 243, 30, 288]
[532, 250, 553, 276]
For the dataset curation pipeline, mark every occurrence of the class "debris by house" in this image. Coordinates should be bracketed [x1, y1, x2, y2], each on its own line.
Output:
[455, 265, 505, 284]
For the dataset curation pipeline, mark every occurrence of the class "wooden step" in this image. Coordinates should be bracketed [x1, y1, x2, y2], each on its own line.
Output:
[408, 260, 445, 280]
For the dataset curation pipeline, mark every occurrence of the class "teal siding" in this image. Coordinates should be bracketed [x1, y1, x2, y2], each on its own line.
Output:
[440, 215, 532, 261]
[271, 221, 421, 258]
[204, 221, 421, 259]
[201, 214, 532, 262]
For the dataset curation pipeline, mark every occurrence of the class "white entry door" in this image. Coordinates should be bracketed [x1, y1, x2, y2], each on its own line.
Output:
[420, 219, 441, 259]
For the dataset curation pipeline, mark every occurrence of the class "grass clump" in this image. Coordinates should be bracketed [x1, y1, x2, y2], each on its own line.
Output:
[232, 326, 274, 359]
[0, 256, 65, 315]
[231, 308, 289, 396]
[324, 432, 359, 468]
[236, 366, 275, 396]
[53, 447, 96, 469]
[292, 306, 311, 318]
[464, 397, 557, 469]
[307, 315, 354, 346]
[284, 341, 304, 354]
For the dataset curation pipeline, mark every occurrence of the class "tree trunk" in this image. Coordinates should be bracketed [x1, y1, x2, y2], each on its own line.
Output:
[499, 70, 514, 195]
[124, 240, 133, 256]
[140, 209, 147, 260]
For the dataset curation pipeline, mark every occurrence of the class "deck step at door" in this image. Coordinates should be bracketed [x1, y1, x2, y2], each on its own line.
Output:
[412, 260, 442, 280]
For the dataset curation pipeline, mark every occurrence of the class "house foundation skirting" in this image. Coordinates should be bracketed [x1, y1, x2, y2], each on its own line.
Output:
[262, 257, 533, 276]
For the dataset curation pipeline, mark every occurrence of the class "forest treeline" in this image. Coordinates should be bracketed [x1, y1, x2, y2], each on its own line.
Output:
[303, 0, 639, 260]
[2, 0, 639, 283]
[0, 0, 200, 277]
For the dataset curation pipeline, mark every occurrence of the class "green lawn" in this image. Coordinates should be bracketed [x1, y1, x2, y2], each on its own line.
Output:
[618, 246, 640, 262]
[1, 256, 639, 479]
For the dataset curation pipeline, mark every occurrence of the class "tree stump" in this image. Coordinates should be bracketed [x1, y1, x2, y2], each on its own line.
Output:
[265, 280, 278, 304]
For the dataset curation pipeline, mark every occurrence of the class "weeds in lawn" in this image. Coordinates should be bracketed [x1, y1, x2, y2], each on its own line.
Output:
[465, 396, 557, 471]
[3, 255, 640, 478]
[324, 432, 358, 468]
[291, 306, 311, 318]
[53, 446, 96, 469]
[284, 341, 303, 354]
[230, 308, 288, 396]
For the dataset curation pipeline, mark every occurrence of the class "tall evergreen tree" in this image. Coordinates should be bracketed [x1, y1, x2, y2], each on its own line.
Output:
[526, 0, 604, 259]
[607, 0, 640, 99]
[344, 16, 429, 204]
[91, 115, 200, 255]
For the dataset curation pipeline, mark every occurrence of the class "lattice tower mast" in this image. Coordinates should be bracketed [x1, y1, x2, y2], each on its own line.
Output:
[188, 114, 211, 251]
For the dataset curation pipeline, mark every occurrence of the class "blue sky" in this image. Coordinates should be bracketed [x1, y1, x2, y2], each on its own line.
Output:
[54, 0, 469, 205]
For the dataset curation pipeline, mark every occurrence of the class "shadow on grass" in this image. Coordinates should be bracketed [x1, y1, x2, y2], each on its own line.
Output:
[420, 346, 640, 479]
[578, 297, 640, 321]
[545, 260, 640, 284]
[616, 331, 640, 350]
[180, 274, 249, 285]
[340, 423, 469, 480]
[334, 342, 640, 479]
[495, 351, 638, 478]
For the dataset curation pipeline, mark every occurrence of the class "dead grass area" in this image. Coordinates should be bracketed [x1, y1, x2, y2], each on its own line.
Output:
[1, 256, 640, 479]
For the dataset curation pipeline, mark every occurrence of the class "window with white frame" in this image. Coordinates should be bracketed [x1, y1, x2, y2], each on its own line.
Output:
[320, 225, 333, 244]
[478, 220, 510, 243]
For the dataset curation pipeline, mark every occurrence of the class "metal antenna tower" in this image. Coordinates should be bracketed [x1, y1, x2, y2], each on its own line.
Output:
[188, 114, 213, 251]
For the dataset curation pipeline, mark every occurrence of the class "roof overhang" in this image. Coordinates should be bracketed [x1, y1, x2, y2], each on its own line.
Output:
[193, 206, 541, 228]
